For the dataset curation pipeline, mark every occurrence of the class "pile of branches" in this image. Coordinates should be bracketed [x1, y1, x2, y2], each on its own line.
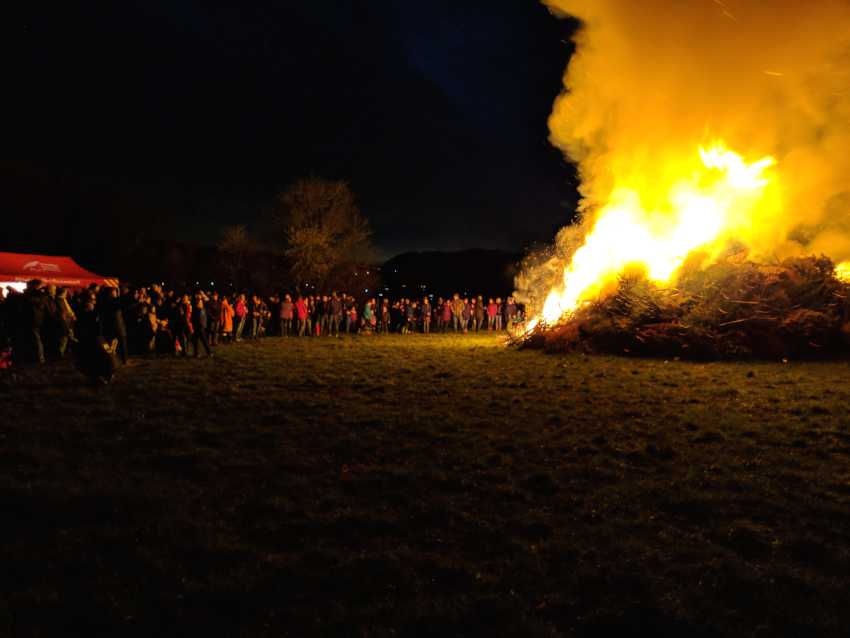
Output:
[520, 256, 850, 360]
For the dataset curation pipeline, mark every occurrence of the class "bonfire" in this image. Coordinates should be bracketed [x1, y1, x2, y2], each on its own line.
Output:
[519, 254, 850, 359]
[516, 1, 850, 359]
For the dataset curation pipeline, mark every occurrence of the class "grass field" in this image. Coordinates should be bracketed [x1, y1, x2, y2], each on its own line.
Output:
[3, 333, 850, 637]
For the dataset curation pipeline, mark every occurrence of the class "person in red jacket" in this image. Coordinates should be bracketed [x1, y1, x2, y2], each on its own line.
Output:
[487, 298, 498, 330]
[295, 294, 308, 336]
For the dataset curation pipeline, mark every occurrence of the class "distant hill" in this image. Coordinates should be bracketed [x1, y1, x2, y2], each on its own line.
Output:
[381, 249, 521, 299]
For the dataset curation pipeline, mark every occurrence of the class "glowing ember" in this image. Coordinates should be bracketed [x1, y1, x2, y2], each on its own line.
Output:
[836, 261, 850, 283]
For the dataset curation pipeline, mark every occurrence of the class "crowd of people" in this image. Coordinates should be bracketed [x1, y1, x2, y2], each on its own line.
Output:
[0, 279, 525, 374]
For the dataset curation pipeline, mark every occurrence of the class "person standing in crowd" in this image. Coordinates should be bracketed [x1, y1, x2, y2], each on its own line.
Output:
[465, 297, 474, 332]
[312, 295, 322, 336]
[440, 297, 451, 333]
[249, 294, 261, 339]
[295, 294, 308, 336]
[450, 293, 466, 333]
[308, 296, 318, 336]
[174, 293, 193, 355]
[402, 300, 415, 334]
[329, 293, 342, 337]
[362, 298, 374, 333]
[98, 286, 129, 365]
[220, 294, 234, 342]
[206, 291, 221, 346]
[234, 294, 248, 341]
[505, 296, 517, 331]
[487, 298, 498, 330]
[342, 295, 351, 334]
[318, 295, 329, 336]
[347, 298, 358, 334]
[474, 295, 485, 333]
[494, 297, 504, 331]
[421, 297, 432, 334]
[15, 279, 47, 365]
[267, 293, 280, 337]
[141, 302, 158, 353]
[56, 288, 76, 357]
[379, 298, 390, 334]
[42, 285, 60, 359]
[279, 294, 293, 336]
[302, 296, 311, 336]
[191, 293, 212, 358]
[434, 297, 444, 332]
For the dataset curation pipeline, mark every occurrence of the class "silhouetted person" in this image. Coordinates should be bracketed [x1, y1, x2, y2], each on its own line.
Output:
[191, 294, 212, 357]
[98, 287, 129, 364]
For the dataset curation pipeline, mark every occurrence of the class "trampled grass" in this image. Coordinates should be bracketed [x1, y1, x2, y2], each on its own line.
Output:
[3, 333, 850, 636]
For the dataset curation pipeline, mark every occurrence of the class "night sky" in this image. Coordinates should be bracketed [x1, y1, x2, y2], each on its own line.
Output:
[10, 1, 578, 259]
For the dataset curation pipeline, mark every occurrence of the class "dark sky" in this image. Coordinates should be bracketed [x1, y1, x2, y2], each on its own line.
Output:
[10, 1, 578, 259]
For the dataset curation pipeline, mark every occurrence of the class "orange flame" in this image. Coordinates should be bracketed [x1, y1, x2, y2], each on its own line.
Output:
[532, 142, 776, 328]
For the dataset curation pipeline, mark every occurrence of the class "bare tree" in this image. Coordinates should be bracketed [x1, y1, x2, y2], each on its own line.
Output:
[272, 178, 372, 288]
[217, 224, 255, 288]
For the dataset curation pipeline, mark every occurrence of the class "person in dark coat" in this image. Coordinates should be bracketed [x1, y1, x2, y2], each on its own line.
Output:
[75, 293, 117, 384]
[329, 293, 343, 337]
[191, 293, 212, 358]
[473, 295, 485, 333]
[18, 279, 47, 364]
[206, 292, 221, 346]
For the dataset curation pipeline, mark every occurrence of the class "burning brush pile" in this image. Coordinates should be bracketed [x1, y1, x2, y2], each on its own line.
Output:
[516, 1, 850, 360]
[520, 255, 850, 359]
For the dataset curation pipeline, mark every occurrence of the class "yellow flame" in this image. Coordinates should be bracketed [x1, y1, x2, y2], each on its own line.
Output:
[836, 261, 850, 282]
[535, 142, 778, 326]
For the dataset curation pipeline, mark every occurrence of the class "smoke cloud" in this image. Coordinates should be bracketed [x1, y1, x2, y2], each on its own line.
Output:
[518, 0, 850, 310]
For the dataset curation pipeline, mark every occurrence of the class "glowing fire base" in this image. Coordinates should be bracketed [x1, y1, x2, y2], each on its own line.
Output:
[519, 256, 850, 360]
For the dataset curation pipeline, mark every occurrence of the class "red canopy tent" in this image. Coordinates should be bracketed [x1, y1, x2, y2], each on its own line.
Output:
[0, 252, 118, 290]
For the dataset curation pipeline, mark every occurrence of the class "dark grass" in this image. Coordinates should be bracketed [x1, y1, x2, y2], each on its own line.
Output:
[3, 334, 850, 636]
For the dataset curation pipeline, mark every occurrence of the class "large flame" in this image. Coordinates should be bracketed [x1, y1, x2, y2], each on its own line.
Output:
[537, 142, 776, 325]
[520, 0, 850, 329]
